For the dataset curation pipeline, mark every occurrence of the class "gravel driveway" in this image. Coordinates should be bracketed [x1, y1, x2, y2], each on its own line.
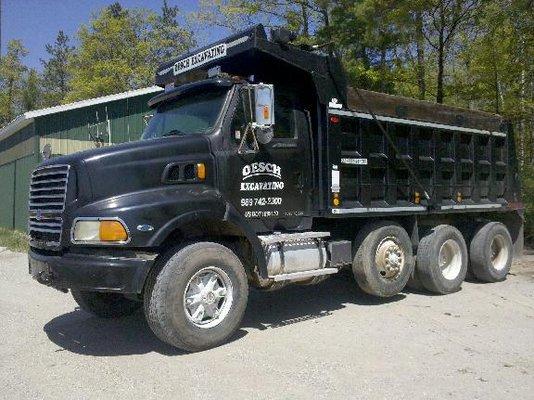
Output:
[1, 248, 533, 399]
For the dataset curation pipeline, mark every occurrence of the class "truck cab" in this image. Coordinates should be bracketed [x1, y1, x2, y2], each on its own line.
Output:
[29, 25, 523, 352]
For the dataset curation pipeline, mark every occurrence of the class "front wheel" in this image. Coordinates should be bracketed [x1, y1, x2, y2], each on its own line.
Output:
[144, 242, 249, 352]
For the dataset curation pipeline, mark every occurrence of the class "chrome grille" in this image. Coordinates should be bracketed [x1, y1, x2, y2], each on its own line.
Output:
[28, 164, 70, 246]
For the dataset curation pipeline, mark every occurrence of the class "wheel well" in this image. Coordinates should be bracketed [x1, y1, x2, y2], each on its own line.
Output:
[157, 218, 257, 276]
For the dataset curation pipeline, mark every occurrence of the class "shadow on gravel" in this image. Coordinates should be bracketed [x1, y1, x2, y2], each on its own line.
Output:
[242, 271, 405, 331]
[44, 310, 248, 357]
[43, 271, 405, 357]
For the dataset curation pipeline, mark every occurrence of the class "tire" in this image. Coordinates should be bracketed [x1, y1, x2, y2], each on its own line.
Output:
[352, 222, 415, 297]
[71, 290, 141, 318]
[469, 222, 513, 282]
[415, 225, 468, 294]
[144, 242, 248, 352]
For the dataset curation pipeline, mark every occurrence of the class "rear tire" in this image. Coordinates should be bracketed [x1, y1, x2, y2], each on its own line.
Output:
[144, 242, 248, 352]
[415, 225, 468, 294]
[71, 290, 141, 318]
[469, 222, 513, 282]
[352, 222, 414, 297]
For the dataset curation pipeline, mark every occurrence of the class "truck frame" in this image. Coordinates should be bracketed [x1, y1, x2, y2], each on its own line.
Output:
[29, 25, 523, 351]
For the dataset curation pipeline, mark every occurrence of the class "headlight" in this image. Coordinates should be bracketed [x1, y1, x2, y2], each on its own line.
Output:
[72, 219, 129, 243]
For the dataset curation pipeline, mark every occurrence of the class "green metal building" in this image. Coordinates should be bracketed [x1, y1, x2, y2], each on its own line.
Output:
[0, 86, 162, 231]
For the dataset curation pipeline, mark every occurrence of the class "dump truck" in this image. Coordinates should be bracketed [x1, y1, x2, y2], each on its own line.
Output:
[29, 25, 524, 351]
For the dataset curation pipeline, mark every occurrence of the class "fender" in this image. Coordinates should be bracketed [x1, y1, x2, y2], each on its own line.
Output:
[147, 201, 268, 278]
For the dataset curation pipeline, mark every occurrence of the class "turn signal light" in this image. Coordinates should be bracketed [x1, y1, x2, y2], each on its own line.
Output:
[263, 106, 270, 119]
[72, 219, 129, 243]
[332, 193, 341, 207]
[196, 163, 206, 180]
[99, 220, 129, 242]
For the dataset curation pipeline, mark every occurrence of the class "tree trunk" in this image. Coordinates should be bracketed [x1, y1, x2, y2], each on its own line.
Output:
[380, 46, 387, 92]
[436, 32, 445, 104]
[301, 4, 309, 37]
[415, 11, 426, 100]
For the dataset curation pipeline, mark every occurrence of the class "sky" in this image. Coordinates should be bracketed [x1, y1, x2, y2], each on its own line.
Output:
[0, 0, 227, 71]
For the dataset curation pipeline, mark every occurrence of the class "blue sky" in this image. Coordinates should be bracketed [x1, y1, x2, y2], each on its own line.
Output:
[1, 0, 227, 70]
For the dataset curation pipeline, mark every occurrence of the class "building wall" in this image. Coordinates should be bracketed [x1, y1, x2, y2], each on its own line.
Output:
[0, 123, 38, 230]
[0, 155, 38, 231]
[0, 91, 156, 231]
[37, 93, 155, 158]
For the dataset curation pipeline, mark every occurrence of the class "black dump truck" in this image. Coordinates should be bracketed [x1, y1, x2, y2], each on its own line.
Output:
[29, 25, 523, 351]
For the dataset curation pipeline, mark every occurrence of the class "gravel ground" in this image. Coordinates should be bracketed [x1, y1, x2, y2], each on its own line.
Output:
[1, 248, 533, 400]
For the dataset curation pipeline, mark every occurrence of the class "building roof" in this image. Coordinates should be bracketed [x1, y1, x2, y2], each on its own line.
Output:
[0, 86, 163, 142]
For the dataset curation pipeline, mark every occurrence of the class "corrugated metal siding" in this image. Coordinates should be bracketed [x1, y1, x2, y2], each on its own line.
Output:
[0, 163, 15, 228]
[0, 155, 36, 230]
[36, 92, 155, 156]
[0, 123, 36, 166]
[14, 155, 36, 231]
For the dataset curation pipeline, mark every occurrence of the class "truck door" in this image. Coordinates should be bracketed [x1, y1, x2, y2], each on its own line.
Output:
[222, 87, 313, 231]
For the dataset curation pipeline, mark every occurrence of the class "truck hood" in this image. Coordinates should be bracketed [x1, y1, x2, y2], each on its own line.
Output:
[41, 136, 212, 202]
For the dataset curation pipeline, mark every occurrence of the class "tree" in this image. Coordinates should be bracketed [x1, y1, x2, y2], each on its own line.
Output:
[66, 2, 194, 102]
[420, 0, 480, 103]
[149, 0, 195, 62]
[21, 69, 42, 111]
[40, 31, 74, 107]
[65, 4, 149, 101]
[0, 40, 28, 124]
[195, 0, 334, 43]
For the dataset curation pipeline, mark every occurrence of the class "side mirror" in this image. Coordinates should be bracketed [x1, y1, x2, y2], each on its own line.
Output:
[254, 84, 275, 128]
[237, 84, 275, 154]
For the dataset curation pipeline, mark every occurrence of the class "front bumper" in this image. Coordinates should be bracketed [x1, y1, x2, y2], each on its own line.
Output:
[29, 249, 155, 294]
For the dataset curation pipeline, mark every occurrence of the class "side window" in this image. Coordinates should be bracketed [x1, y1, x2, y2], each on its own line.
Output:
[231, 94, 247, 140]
[273, 94, 294, 139]
[231, 88, 304, 140]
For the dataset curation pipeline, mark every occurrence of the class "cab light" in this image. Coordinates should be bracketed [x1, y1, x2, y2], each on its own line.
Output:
[196, 163, 206, 180]
[72, 219, 129, 243]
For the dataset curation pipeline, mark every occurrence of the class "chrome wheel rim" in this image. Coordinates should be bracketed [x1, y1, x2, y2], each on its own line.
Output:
[375, 237, 405, 280]
[439, 239, 462, 280]
[183, 266, 233, 329]
[491, 234, 509, 271]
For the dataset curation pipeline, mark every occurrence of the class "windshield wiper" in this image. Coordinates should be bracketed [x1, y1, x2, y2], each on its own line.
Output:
[161, 129, 187, 137]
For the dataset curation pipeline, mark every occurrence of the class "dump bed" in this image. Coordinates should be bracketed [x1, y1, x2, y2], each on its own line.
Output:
[326, 87, 518, 215]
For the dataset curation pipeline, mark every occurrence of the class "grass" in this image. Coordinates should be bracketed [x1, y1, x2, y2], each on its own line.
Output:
[0, 228, 29, 253]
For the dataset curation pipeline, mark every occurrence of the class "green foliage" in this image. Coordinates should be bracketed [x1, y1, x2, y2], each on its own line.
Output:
[521, 166, 534, 246]
[0, 40, 28, 124]
[21, 69, 42, 111]
[0, 228, 29, 253]
[65, 3, 193, 102]
[40, 31, 75, 107]
[65, 5, 153, 101]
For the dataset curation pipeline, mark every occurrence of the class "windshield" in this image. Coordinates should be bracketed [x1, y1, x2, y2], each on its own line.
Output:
[142, 88, 229, 140]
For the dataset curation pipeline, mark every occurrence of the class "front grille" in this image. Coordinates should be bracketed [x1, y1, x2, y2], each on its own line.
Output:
[28, 164, 70, 247]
